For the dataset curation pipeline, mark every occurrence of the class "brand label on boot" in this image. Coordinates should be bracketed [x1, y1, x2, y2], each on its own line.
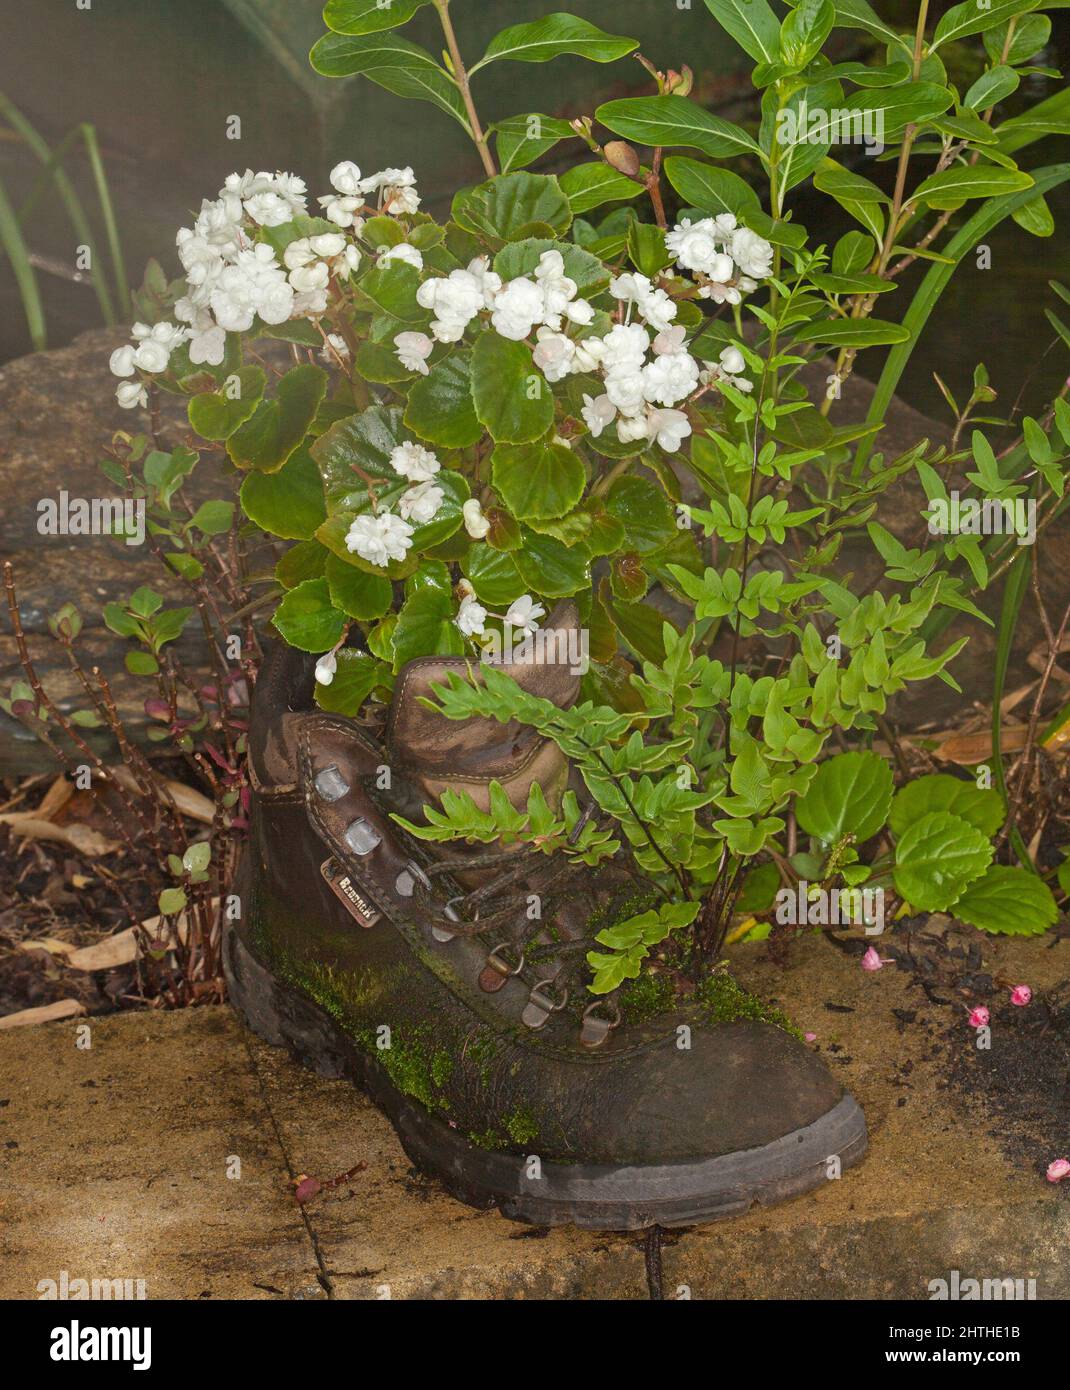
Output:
[321, 858, 382, 929]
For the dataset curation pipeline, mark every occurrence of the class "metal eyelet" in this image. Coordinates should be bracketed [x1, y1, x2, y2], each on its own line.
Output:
[522, 978, 569, 1030]
[313, 764, 349, 803]
[478, 944, 525, 994]
[430, 896, 469, 944]
[343, 817, 381, 856]
[580, 999, 621, 1050]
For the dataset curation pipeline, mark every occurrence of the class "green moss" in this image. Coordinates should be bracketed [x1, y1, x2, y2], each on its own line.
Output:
[468, 1127, 508, 1151]
[504, 1104, 539, 1146]
[618, 971, 677, 1025]
[695, 971, 803, 1040]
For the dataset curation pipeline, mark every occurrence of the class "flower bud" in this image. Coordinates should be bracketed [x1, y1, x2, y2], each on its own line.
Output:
[666, 65, 694, 97]
[603, 141, 641, 178]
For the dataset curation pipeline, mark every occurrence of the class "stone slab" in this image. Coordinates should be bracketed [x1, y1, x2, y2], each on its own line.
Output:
[1, 931, 1066, 1300]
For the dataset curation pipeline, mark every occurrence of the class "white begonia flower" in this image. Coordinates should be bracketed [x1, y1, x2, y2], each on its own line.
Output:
[244, 189, 295, 228]
[648, 407, 692, 453]
[719, 344, 746, 375]
[641, 349, 700, 407]
[394, 331, 434, 375]
[291, 289, 329, 318]
[289, 262, 330, 294]
[581, 393, 617, 438]
[179, 303, 227, 366]
[729, 226, 773, 280]
[377, 167, 420, 216]
[465, 256, 503, 306]
[133, 339, 171, 374]
[330, 161, 363, 197]
[456, 593, 488, 637]
[416, 266, 487, 342]
[565, 298, 595, 326]
[116, 381, 147, 410]
[345, 512, 414, 567]
[609, 272, 678, 333]
[617, 412, 652, 444]
[665, 218, 723, 275]
[318, 193, 364, 229]
[532, 328, 576, 383]
[462, 498, 491, 539]
[490, 276, 545, 340]
[210, 243, 293, 330]
[109, 345, 136, 378]
[652, 325, 688, 356]
[320, 333, 350, 364]
[504, 595, 545, 635]
[572, 337, 606, 373]
[378, 242, 423, 271]
[398, 481, 444, 525]
[704, 252, 737, 286]
[699, 279, 742, 307]
[314, 653, 338, 686]
[389, 441, 440, 482]
[604, 367, 647, 416]
[601, 322, 650, 368]
[534, 249, 580, 329]
[712, 213, 738, 237]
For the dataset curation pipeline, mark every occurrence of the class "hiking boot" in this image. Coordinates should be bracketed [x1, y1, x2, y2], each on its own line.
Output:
[226, 611, 866, 1230]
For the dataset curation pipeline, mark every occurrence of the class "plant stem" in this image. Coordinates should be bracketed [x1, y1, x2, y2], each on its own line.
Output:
[434, 0, 497, 179]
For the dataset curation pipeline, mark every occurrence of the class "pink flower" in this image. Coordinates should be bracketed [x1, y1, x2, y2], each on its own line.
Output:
[861, 946, 886, 972]
[804, 1032, 817, 1043]
[1046, 1158, 1070, 1183]
[1010, 984, 1032, 1007]
[968, 1006, 990, 1028]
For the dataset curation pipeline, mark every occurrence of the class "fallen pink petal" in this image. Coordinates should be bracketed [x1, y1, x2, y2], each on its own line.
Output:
[968, 1006, 990, 1029]
[1010, 984, 1033, 1006]
[1046, 1159, 1070, 1183]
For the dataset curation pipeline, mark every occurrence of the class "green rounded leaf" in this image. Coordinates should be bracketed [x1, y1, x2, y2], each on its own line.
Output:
[453, 172, 572, 242]
[514, 528, 591, 596]
[493, 238, 609, 295]
[893, 811, 993, 911]
[404, 351, 482, 448]
[460, 545, 526, 607]
[889, 774, 1004, 839]
[314, 649, 388, 716]
[491, 440, 586, 521]
[471, 331, 554, 443]
[228, 363, 327, 473]
[952, 864, 1058, 936]
[796, 750, 894, 846]
[391, 585, 464, 670]
[605, 476, 676, 556]
[188, 366, 265, 441]
[271, 577, 347, 653]
[240, 445, 326, 540]
[276, 539, 328, 590]
[325, 554, 393, 621]
[158, 887, 187, 916]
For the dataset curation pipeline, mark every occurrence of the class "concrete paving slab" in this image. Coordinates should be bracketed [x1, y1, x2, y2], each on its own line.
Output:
[1, 931, 1067, 1300]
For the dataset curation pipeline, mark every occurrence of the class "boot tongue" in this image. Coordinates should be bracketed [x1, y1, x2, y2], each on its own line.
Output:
[386, 599, 582, 813]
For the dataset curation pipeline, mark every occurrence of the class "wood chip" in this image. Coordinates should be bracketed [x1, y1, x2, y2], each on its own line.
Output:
[0, 814, 120, 857]
[64, 902, 207, 971]
[0, 999, 86, 1030]
[108, 765, 215, 824]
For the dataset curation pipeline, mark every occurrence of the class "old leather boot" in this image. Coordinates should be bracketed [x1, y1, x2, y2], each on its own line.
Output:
[226, 608, 866, 1230]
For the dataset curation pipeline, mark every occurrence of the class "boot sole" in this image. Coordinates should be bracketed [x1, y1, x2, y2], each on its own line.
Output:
[225, 919, 867, 1231]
